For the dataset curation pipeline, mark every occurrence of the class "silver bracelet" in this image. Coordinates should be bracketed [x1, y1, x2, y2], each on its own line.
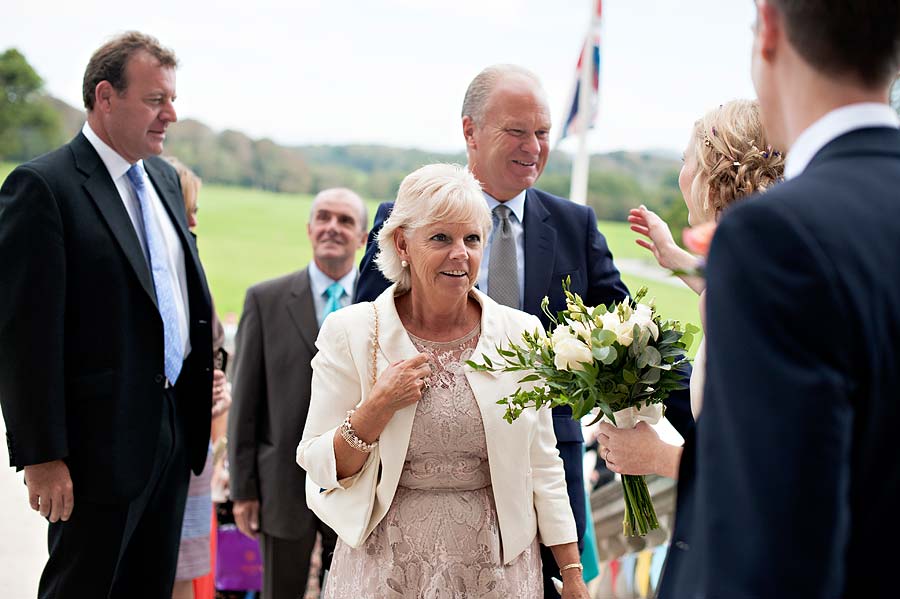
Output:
[339, 410, 378, 453]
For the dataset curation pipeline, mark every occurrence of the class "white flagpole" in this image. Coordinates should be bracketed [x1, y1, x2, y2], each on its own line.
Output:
[568, 0, 597, 205]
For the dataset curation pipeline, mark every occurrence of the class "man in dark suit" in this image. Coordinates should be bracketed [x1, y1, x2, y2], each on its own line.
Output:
[228, 188, 367, 598]
[660, 2, 900, 598]
[0, 32, 213, 597]
[355, 64, 693, 596]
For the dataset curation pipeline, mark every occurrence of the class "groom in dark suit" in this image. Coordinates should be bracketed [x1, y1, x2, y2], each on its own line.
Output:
[660, 2, 900, 598]
[0, 33, 213, 597]
[355, 64, 694, 597]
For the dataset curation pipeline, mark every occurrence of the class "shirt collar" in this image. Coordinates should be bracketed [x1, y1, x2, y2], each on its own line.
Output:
[483, 189, 527, 223]
[308, 260, 357, 299]
[82, 121, 143, 181]
[785, 103, 900, 180]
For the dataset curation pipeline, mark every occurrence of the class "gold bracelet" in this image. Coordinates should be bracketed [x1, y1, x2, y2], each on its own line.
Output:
[339, 410, 378, 453]
[560, 562, 584, 574]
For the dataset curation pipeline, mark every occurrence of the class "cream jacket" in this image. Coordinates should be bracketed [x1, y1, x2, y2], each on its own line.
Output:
[296, 285, 577, 564]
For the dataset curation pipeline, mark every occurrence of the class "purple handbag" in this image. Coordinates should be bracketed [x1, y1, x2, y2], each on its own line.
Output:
[215, 524, 263, 591]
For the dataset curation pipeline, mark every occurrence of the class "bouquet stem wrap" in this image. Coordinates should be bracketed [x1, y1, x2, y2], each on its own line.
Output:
[604, 404, 665, 536]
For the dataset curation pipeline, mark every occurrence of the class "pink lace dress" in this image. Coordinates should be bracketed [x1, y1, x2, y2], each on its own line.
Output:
[323, 324, 543, 598]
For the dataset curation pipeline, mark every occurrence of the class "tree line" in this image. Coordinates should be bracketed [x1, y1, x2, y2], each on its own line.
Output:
[2, 47, 698, 225]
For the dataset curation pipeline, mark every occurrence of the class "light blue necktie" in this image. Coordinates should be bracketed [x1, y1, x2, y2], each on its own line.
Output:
[323, 282, 345, 317]
[126, 164, 184, 384]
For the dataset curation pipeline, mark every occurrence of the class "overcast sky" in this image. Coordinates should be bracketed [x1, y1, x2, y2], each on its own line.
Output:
[4, 0, 758, 155]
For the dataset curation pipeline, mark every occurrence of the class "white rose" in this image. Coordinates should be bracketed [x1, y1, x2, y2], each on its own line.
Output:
[553, 337, 593, 371]
[629, 303, 659, 340]
[551, 323, 575, 347]
[599, 311, 620, 332]
[569, 320, 592, 342]
[614, 320, 635, 347]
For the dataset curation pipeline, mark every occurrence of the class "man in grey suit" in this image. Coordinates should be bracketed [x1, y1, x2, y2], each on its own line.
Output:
[227, 188, 368, 598]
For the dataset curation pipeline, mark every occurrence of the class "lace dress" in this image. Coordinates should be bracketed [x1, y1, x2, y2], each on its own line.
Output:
[323, 324, 543, 598]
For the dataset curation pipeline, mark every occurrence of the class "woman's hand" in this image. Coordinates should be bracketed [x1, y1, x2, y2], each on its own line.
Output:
[627, 206, 695, 271]
[333, 353, 432, 479]
[560, 573, 591, 598]
[550, 542, 591, 598]
[368, 353, 432, 416]
[628, 205, 707, 295]
[597, 421, 682, 479]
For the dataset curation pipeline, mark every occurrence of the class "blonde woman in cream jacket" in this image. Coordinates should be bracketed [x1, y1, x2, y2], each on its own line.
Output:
[296, 164, 588, 598]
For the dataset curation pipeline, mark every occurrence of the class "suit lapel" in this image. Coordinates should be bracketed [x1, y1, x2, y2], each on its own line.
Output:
[73, 134, 157, 308]
[522, 189, 556, 315]
[287, 269, 319, 353]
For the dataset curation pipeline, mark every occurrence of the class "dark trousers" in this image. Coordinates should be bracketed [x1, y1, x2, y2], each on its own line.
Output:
[260, 520, 337, 599]
[38, 389, 191, 598]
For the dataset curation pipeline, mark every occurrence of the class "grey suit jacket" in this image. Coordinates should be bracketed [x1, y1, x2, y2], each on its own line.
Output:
[228, 268, 321, 539]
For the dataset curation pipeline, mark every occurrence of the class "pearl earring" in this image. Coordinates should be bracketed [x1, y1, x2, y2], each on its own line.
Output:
[401, 260, 408, 268]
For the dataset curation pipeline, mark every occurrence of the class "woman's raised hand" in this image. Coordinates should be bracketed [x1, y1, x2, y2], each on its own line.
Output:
[627, 205, 689, 270]
[370, 353, 432, 414]
[628, 205, 707, 295]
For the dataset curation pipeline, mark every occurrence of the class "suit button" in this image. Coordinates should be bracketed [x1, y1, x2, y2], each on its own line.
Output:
[154, 374, 164, 384]
[674, 540, 690, 551]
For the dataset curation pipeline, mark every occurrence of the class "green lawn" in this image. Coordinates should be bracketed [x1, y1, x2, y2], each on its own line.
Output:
[2, 160, 700, 351]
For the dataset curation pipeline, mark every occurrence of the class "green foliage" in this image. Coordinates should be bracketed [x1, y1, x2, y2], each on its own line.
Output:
[467, 280, 692, 426]
[0, 48, 64, 160]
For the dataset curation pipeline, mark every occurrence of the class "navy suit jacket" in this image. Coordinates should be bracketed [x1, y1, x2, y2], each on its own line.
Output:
[356, 186, 694, 544]
[660, 127, 900, 599]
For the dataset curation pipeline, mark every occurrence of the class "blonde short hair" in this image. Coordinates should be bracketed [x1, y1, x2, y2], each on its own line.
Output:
[376, 164, 491, 293]
[163, 156, 202, 217]
[690, 99, 785, 218]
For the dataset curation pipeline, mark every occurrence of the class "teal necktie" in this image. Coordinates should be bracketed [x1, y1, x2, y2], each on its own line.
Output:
[323, 282, 345, 317]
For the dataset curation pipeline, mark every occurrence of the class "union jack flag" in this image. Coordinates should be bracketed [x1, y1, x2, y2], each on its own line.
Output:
[557, 0, 603, 144]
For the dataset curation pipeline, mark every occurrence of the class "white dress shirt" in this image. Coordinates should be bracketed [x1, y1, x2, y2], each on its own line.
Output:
[785, 103, 900, 180]
[308, 261, 358, 327]
[478, 190, 526, 308]
[82, 122, 192, 360]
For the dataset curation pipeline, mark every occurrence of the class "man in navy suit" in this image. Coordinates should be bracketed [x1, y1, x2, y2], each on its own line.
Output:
[660, 2, 900, 598]
[355, 64, 693, 596]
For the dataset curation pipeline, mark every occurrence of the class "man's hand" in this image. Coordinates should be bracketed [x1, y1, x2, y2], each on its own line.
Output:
[233, 498, 260, 539]
[24, 460, 74, 522]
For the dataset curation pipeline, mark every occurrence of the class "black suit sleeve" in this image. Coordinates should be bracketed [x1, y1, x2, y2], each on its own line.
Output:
[697, 201, 851, 596]
[0, 166, 69, 468]
[228, 287, 266, 501]
[354, 202, 393, 303]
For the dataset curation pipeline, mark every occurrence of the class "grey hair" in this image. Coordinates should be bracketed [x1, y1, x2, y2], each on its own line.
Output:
[376, 164, 492, 293]
[309, 187, 368, 231]
[461, 64, 543, 125]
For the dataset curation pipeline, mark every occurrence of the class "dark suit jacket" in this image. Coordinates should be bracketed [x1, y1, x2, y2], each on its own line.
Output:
[0, 133, 213, 503]
[228, 268, 323, 539]
[660, 127, 900, 599]
[355, 187, 694, 544]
